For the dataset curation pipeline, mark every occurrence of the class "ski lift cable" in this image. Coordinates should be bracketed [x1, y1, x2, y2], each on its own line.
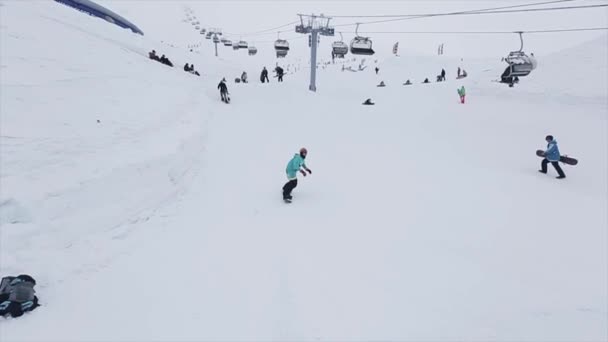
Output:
[249, 35, 307, 44]
[223, 21, 299, 37]
[339, 27, 608, 35]
[223, 28, 295, 39]
[208, 1, 604, 43]
[327, 0, 580, 18]
[331, 4, 608, 27]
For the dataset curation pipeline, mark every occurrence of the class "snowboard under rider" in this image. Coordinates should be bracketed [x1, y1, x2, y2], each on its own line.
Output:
[539, 135, 566, 179]
[282, 148, 312, 202]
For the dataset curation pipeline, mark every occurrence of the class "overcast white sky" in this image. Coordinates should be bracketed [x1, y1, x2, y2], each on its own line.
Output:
[103, 0, 608, 57]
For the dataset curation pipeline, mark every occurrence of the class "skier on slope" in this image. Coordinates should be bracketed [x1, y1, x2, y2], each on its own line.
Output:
[217, 78, 229, 103]
[539, 135, 566, 179]
[282, 148, 312, 202]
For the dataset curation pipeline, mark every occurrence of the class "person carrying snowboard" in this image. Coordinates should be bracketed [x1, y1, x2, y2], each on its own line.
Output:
[275, 66, 284, 82]
[282, 148, 312, 202]
[260, 67, 269, 83]
[217, 78, 229, 103]
[539, 135, 566, 179]
[457, 85, 466, 104]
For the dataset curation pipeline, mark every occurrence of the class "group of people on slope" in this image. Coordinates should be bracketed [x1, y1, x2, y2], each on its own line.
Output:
[216, 65, 286, 102]
[148, 50, 173, 67]
[259, 66, 285, 83]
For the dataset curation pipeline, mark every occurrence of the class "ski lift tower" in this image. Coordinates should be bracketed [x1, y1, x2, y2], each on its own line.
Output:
[295, 14, 334, 92]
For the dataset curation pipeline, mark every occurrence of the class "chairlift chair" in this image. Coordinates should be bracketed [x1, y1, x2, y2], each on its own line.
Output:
[224, 40, 232, 46]
[332, 42, 349, 57]
[238, 41, 248, 49]
[332, 33, 348, 57]
[213, 35, 220, 43]
[350, 24, 374, 55]
[274, 38, 290, 58]
[248, 46, 258, 56]
[502, 32, 537, 79]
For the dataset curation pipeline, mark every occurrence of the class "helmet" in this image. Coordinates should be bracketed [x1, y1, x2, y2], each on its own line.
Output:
[299, 147, 308, 155]
[545, 135, 554, 141]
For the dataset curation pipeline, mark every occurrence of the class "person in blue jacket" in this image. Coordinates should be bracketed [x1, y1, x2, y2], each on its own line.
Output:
[282, 148, 312, 202]
[539, 135, 566, 179]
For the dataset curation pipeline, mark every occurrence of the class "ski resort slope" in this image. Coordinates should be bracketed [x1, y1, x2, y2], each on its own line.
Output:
[1, 1, 607, 341]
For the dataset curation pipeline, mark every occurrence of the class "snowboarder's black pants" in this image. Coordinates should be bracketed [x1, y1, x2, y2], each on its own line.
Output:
[282, 179, 297, 199]
[541, 159, 565, 177]
[278, 75, 283, 82]
[220, 91, 228, 102]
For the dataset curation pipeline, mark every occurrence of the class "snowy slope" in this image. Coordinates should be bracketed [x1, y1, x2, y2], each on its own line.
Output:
[1, 1, 607, 341]
[0, 0, 213, 292]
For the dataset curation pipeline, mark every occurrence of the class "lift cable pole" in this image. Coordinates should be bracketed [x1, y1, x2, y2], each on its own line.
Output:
[295, 14, 335, 92]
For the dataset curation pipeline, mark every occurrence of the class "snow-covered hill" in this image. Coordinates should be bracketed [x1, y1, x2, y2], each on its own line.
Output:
[1, 1, 606, 341]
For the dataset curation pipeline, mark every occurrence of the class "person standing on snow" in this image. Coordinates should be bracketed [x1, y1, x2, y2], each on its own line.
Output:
[539, 135, 566, 179]
[260, 67, 269, 83]
[217, 78, 229, 103]
[457, 85, 466, 104]
[275, 66, 284, 82]
[282, 148, 312, 202]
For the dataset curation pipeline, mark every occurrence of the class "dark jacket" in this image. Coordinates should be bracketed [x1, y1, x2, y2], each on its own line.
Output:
[218, 81, 228, 93]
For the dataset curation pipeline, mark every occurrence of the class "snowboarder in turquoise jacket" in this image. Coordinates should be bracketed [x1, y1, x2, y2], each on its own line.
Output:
[539, 135, 566, 179]
[282, 148, 312, 202]
[457, 86, 466, 104]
